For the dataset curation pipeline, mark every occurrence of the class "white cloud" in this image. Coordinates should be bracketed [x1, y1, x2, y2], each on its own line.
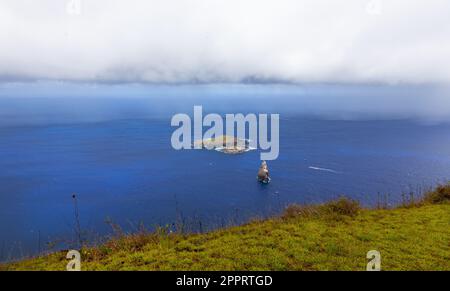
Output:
[1, 0, 450, 84]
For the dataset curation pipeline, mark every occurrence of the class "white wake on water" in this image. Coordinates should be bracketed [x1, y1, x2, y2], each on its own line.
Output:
[309, 166, 341, 174]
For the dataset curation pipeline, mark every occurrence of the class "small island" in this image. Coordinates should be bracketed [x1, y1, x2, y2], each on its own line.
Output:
[194, 135, 252, 154]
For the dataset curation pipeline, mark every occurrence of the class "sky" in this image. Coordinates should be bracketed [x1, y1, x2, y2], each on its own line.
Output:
[1, 0, 450, 84]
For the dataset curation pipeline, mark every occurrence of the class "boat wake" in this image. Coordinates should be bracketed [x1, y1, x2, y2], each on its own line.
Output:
[309, 166, 341, 174]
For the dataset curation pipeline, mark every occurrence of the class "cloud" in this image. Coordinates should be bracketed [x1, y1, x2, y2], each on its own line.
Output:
[1, 0, 450, 84]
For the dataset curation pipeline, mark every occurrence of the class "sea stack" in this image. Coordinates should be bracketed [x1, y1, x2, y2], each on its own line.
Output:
[257, 161, 271, 184]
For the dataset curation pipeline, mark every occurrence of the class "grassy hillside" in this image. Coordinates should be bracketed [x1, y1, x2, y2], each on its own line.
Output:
[2, 185, 450, 271]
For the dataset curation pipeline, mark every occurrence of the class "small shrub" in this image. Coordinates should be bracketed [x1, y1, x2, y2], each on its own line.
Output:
[283, 197, 360, 220]
[282, 204, 319, 219]
[321, 197, 360, 218]
[422, 183, 450, 204]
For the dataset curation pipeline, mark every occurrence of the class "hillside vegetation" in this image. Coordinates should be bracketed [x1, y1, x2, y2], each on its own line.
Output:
[2, 184, 449, 271]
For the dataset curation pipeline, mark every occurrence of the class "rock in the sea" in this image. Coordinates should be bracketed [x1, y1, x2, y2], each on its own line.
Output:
[257, 161, 271, 184]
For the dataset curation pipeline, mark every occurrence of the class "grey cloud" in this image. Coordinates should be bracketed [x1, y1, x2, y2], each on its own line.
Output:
[0, 0, 450, 84]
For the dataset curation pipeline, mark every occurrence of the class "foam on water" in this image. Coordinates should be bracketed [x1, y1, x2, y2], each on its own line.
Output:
[308, 166, 340, 174]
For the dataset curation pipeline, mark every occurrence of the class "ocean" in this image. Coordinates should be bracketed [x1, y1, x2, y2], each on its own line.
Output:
[1, 85, 450, 261]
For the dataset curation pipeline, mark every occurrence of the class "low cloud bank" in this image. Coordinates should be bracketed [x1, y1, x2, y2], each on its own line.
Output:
[1, 83, 450, 126]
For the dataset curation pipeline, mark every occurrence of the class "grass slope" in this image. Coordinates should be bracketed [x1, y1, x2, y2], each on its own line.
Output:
[2, 201, 449, 271]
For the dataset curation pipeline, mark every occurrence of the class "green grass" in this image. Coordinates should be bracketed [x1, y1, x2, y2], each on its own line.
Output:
[2, 186, 450, 271]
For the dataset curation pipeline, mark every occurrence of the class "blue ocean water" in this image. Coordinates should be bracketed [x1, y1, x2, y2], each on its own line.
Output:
[1, 87, 450, 261]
